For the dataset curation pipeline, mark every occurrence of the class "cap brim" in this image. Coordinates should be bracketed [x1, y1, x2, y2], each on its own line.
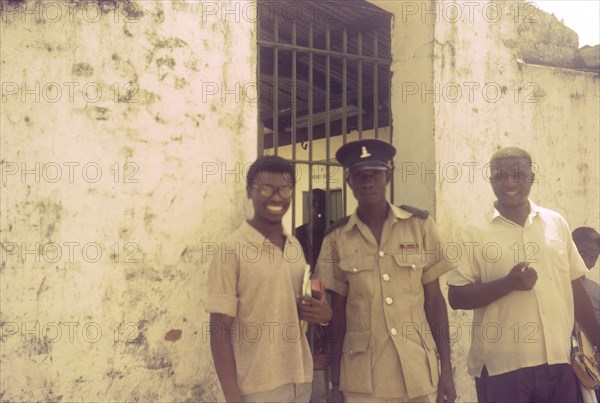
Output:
[348, 161, 390, 172]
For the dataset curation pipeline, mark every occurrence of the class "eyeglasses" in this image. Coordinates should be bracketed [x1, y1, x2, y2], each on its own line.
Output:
[490, 171, 535, 183]
[251, 184, 293, 199]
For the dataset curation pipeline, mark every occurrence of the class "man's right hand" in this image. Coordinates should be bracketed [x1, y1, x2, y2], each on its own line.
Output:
[505, 262, 538, 291]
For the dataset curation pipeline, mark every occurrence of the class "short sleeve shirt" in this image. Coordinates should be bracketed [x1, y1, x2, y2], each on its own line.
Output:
[205, 221, 313, 396]
[447, 200, 588, 377]
[315, 203, 454, 399]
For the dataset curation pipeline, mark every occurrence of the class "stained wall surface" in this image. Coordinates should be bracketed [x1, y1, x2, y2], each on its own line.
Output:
[1, 1, 256, 401]
[1, 0, 598, 402]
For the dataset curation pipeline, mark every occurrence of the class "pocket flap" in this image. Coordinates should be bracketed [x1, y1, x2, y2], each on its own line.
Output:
[339, 256, 375, 273]
[392, 254, 424, 269]
[342, 331, 371, 355]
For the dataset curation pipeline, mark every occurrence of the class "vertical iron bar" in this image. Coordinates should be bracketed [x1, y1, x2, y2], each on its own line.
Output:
[342, 28, 348, 215]
[257, 11, 262, 156]
[388, 25, 394, 205]
[373, 31, 379, 139]
[273, 19, 279, 155]
[358, 32, 363, 139]
[325, 25, 331, 232]
[291, 21, 297, 234]
[308, 24, 314, 267]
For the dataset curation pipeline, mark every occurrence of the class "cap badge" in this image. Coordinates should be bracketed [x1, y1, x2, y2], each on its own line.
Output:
[360, 146, 371, 159]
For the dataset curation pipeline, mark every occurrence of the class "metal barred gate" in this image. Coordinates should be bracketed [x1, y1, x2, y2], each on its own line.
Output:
[258, 0, 393, 246]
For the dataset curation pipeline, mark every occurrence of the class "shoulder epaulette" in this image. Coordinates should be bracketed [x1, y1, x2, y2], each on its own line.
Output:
[325, 215, 350, 236]
[399, 204, 429, 219]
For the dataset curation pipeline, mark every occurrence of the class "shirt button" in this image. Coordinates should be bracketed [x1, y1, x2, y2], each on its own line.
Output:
[385, 297, 393, 305]
[390, 328, 397, 336]
[352, 268, 357, 272]
[349, 349, 354, 356]
[411, 264, 416, 269]
[382, 274, 390, 281]
[378, 251, 385, 258]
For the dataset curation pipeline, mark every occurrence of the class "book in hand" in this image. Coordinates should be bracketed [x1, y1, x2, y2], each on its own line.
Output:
[311, 278, 323, 300]
[301, 265, 311, 332]
[300, 266, 324, 332]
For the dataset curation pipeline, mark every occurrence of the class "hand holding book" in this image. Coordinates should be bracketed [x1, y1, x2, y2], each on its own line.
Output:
[299, 267, 333, 331]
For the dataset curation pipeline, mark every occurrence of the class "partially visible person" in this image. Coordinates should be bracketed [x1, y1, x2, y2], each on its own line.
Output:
[448, 147, 600, 403]
[206, 155, 332, 403]
[316, 139, 457, 403]
[573, 227, 600, 323]
[295, 188, 333, 403]
[572, 226, 600, 401]
[296, 188, 329, 269]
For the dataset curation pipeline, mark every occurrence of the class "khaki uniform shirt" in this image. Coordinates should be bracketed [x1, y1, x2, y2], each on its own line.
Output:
[206, 221, 313, 396]
[447, 200, 588, 377]
[315, 204, 453, 399]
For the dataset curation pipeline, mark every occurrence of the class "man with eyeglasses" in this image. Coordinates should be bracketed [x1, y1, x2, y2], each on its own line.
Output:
[206, 155, 332, 403]
[315, 139, 457, 403]
[447, 147, 600, 402]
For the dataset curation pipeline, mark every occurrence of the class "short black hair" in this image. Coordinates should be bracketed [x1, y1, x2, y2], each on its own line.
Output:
[490, 147, 532, 165]
[572, 227, 600, 246]
[246, 155, 296, 187]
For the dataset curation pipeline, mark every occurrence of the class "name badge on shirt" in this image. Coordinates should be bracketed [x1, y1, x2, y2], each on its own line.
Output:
[399, 242, 418, 250]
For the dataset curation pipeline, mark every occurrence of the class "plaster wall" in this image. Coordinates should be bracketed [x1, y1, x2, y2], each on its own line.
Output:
[0, 1, 256, 401]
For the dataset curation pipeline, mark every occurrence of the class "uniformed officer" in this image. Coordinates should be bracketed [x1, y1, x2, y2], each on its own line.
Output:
[315, 139, 457, 403]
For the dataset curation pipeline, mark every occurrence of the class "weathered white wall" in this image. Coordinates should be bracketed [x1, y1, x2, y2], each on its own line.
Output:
[370, 0, 438, 214]
[0, 1, 256, 401]
[2, 0, 597, 401]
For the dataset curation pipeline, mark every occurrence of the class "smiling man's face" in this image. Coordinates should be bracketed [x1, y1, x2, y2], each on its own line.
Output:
[490, 157, 535, 212]
[247, 171, 293, 225]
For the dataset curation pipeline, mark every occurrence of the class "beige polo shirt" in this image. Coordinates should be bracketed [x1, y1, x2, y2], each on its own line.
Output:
[447, 200, 588, 377]
[205, 221, 313, 396]
[315, 204, 454, 399]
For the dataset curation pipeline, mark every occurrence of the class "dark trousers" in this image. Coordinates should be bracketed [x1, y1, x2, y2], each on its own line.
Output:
[475, 364, 578, 403]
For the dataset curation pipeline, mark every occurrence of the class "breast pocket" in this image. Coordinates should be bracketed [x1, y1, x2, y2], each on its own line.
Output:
[339, 255, 375, 300]
[391, 254, 424, 294]
[549, 238, 569, 274]
[340, 331, 373, 394]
